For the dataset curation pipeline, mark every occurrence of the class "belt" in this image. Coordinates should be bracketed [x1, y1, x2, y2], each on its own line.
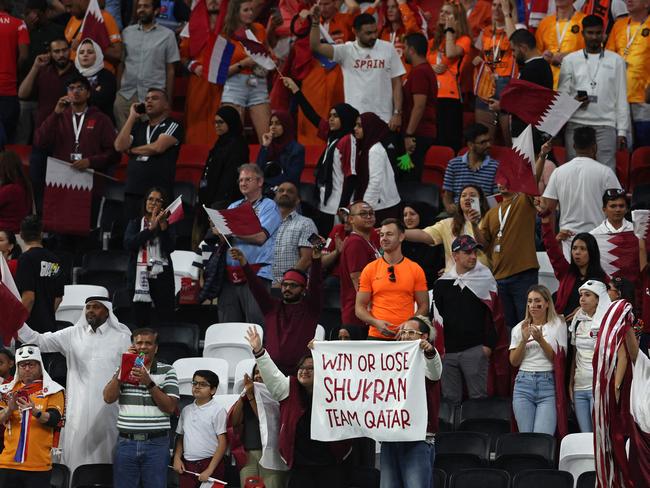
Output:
[119, 431, 168, 441]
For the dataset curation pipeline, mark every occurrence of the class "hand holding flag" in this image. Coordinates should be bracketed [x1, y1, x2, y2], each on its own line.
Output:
[164, 196, 184, 225]
[80, 0, 110, 50]
[203, 203, 264, 247]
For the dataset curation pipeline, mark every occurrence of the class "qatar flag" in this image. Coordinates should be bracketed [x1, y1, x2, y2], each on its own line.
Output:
[164, 195, 184, 225]
[236, 29, 276, 71]
[495, 124, 540, 196]
[80, 0, 110, 50]
[0, 255, 29, 346]
[593, 231, 640, 284]
[632, 209, 650, 242]
[203, 202, 263, 236]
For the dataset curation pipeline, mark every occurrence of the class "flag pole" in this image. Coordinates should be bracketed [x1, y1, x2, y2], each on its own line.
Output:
[167, 467, 227, 485]
[54, 159, 119, 181]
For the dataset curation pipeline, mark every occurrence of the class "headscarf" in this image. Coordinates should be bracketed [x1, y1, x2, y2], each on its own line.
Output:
[402, 201, 436, 229]
[267, 111, 296, 161]
[214, 105, 244, 148]
[74, 296, 132, 335]
[354, 112, 390, 200]
[74, 38, 104, 78]
[315, 103, 359, 205]
[578, 280, 612, 327]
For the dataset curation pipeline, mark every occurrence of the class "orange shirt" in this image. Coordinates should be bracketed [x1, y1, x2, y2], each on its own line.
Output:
[606, 17, 650, 103]
[377, 4, 421, 65]
[427, 35, 472, 99]
[0, 382, 65, 472]
[535, 12, 585, 88]
[467, 0, 492, 40]
[64, 11, 121, 74]
[478, 26, 516, 78]
[359, 257, 428, 338]
[229, 23, 268, 75]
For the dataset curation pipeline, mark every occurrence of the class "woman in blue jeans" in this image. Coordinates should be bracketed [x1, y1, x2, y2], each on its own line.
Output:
[569, 280, 611, 432]
[509, 285, 567, 434]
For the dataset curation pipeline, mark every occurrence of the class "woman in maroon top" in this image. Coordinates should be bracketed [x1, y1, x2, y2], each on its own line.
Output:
[0, 151, 32, 234]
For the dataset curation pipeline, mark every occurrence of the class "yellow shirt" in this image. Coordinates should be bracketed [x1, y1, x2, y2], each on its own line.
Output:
[535, 12, 586, 88]
[423, 217, 490, 271]
[606, 17, 650, 103]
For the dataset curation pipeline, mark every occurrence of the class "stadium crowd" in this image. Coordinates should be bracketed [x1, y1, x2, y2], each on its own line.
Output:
[0, 0, 649, 487]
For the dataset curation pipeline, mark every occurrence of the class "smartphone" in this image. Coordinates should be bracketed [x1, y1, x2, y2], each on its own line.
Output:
[307, 233, 325, 250]
[470, 196, 481, 216]
[577, 90, 588, 100]
[135, 103, 146, 114]
[14, 390, 30, 404]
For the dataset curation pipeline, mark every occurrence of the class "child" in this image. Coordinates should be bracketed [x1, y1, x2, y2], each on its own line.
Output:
[173, 370, 227, 488]
[0, 348, 15, 384]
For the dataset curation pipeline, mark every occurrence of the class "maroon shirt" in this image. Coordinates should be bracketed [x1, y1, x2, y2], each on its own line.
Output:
[33, 63, 79, 128]
[0, 183, 30, 233]
[403, 62, 438, 138]
[339, 232, 380, 326]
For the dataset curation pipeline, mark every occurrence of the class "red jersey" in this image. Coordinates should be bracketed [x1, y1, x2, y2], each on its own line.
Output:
[0, 12, 29, 96]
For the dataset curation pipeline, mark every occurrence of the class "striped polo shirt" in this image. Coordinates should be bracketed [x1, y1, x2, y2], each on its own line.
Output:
[117, 360, 180, 433]
[442, 153, 499, 203]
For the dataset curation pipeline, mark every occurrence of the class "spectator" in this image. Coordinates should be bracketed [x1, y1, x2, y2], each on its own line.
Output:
[245, 327, 349, 488]
[559, 15, 629, 170]
[401, 32, 438, 181]
[64, 0, 122, 72]
[462, 0, 491, 39]
[228, 364, 289, 487]
[103, 328, 180, 488]
[534, 0, 585, 88]
[541, 126, 621, 253]
[347, 113, 401, 220]
[339, 201, 380, 336]
[401, 202, 444, 289]
[270, 181, 318, 286]
[427, 1, 470, 153]
[124, 188, 176, 327]
[114, 88, 183, 220]
[0, 348, 13, 383]
[607, 276, 636, 304]
[0, 0, 29, 143]
[229, 243, 322, 374]
[310, 9, 405, 128]
[0, 344, 65, 488]
[75, 38, 116, 119]
[606, 0, 650, 149]
[406, 184, 489, 272]
[374, 0, 423, 65]
[337, 325, 366, 340]
[0, 151, 33, 234]
[432, 235, 496, 404]
[16, 296, 132, 472]
[15, 0, 65, 145]
[221, 0, 277, 143]
[590, 188, 633, 234]
[442, 123, 499, 214]
[0, 230, 21, 276]
[355, 218, 429, 339]
[380, 316, 442, 488]
[180, 0, 224, 145]
[220, 164, 282, 325]
[509, 285, 567, 435]
[256, 111, 305, 190]
[173, 370, 228, 487]
[16, 216, 64, 334]
[115, 0, 180, 129]
[568, 280, 610, 432]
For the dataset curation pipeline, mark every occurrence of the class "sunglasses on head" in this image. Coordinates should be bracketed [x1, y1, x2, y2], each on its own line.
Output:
[604, 188, 625, 199]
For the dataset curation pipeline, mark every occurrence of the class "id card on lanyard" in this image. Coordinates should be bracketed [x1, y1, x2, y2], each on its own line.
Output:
[70, 111, 86, 161]
[136, 123, 161, 162]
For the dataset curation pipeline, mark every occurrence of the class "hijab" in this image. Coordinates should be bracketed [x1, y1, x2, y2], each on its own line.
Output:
[354, 112, 391, 200]
[402, 201, 436, 229]
[214, 105, 244, 147]
[75, 38, 104, 78]
[267, 111, 296, 161]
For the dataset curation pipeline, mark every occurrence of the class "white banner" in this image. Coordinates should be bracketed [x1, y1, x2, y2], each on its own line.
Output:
[310, 340, 426, 442]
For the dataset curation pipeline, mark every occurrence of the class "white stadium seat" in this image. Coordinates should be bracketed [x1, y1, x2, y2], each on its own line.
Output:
[172, 357, 229, 396]
[559, 433, 595, 487]
[203, 323, 264, 382]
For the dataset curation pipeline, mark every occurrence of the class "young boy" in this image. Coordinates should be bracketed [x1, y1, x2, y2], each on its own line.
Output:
[173, 370, 227, 488]
[590, 188, 633, 234]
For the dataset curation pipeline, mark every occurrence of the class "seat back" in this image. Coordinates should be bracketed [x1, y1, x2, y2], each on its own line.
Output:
[423, 145, 454, 186]
[51, 462, 71, 488]
[81, 250, 129, 272]
[212, 393, 240, 412]
[55, 306, 84, 324]
[559, 433, 595, 484]
[630, 147, 650, 191]
[496, 433, 556, 464]
[434, 467, 447, 488]
[576, 471, 596, 488]
[203, 323, 264, 380]
[435, 431, 490, 476]
[438, 399, 458, 432]
[232, 358, 256, 394]
[171, 251, 200, 279]
[315, 324, 326, 341]
[396, 182, 440, 214]
[60, 285, 109, 308]
[449, 468, 510, 488]
[173, 357, 229, 395]
[156, 323, 201, 364]
[512, 469, 573, 488]
[459, 397, 512, 450]
[298, 182, 320, 218]
[178, 144, 209, 165]
[71, 463, 113, 488]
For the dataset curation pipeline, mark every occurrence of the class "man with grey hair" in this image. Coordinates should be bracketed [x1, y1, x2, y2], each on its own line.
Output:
[218, 164, 282, 325]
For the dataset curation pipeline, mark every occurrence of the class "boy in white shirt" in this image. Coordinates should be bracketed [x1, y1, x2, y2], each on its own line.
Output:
[590, 188, 633, 235]
[173, 370, 227, 487]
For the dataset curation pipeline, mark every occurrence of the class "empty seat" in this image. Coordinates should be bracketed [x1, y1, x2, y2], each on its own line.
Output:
[173, 357, 229, 395]
[232, 358, 256, 394]
[298, 182, 320, 219]
[632, 183, 650, 210]
[171, 250, 200, 294]
[449, 468, 510, 488]
[212, 393, 240, 413]
[434, 467, 447, 488]
[60, 285, 109, 308]
[537, 251, 559, 295]
[438, 399, 458, 432]
[177, 144, 209, 166]
[155, 323, 201, 364]
[77, 250, 129, 297]
[576, 471, 596, 488]
[396, 182, 440, 215]
[494, 433, 557, 476]
[630, 146, 650, 191]
[458, 397, 511, 450]
[51, 462, 71, 488]
[615, 150, 630, 191]
[423, 145, 454, 186]
[558, 433, 595, 486]
[71, 463, 113, 488]
[434, 431, 490, 477]
[512, 469, 574, 488]
[112, 287, 135, 328]
[43, 353, 67, 387]
[203, 323, 264, 382]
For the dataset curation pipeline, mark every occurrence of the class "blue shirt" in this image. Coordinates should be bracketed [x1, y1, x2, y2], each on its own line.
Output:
[225, 197, 282, 281]
[442, 153, 499, 203]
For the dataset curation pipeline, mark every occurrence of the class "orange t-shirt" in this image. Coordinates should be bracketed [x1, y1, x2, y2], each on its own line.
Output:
[378, 3, 422, 69]
[478, 26, 516, 78]
[467, 0, 492, 40]
[64, 11, 121, 74]
[229, 23, 268, 75]
[427, 35, 472, 99]
[359, 257, 428, 338]
[535, 12, 585, 88]
[606, 17, 650, 103]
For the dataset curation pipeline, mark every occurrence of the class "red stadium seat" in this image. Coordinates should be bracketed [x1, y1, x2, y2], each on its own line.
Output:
[423, 145, 455, 186]
[175, 164, 204, 186]
[630, 147, 650, 191]
[178, 144, 209, 166]
[615, 150, 630, 191]
[5, 144, 31, 169]
[305, 144, 325, 166]
[114, 153, 129, 182]
[249, 144, 260, 163]
[552, 146, 567, 165]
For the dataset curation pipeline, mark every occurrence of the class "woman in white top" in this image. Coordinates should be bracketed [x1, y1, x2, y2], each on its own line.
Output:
[569, 279, 611, 432]
[510, 284, 567, 434]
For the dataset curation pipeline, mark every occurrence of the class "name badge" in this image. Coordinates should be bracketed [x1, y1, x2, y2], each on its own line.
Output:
[136, 155, 150, 162]
[70, 153, 83, 161]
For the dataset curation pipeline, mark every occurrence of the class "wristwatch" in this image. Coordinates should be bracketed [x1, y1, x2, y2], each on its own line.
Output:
[147, 381, 156, 390]
[34, 410, 42, 419]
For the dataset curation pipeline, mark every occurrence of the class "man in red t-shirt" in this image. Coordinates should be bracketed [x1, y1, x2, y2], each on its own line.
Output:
[402, 32, 437, 182]
[0, 0, 30, 142]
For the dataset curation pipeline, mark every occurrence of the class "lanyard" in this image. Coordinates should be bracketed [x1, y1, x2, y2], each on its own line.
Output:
[490, 30, 504, 63]
[146, 123, 161, 144]
[555, 14, 573, 50]
[582, 49, 604, 90]
[352, 231, 381, 258]
[72, 111, 86, 146]
[390, 31, 397, 45]
[497, 198, 515, 239]
[624, 18, 648, 56]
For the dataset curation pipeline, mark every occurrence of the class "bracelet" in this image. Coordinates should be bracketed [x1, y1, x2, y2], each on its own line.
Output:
[443, 27, 455, 34]
[253, 348, 266, 359]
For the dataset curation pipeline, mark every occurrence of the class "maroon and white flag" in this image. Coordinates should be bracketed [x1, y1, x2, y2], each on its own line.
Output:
[495, 124, 540, 196]
[236, 29, 276, 71]
[80, 0, 110, 50]
[43, 157, 93, 236]
[164, 196, 184, 225]
[203, 202, 263, 236]
[632, 209, 650, 242]
[0, 255, 29, 346]
[593, 231, 640, 284]
[499, 79, 582, 136]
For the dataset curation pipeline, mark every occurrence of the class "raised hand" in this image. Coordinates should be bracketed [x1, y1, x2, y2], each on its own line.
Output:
[245, 326, 263, 353]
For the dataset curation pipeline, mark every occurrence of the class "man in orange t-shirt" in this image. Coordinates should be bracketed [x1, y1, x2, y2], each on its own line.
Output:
[356, 218, 429, 339]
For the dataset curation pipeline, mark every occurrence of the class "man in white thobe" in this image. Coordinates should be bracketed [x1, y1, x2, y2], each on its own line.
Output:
[17, 296, 132, 472]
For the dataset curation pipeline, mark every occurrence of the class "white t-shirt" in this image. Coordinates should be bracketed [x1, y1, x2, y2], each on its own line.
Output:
[364, 142, 400, 211]
[176, 397, 227, 461]
[570, 313, 599, 391]
[590, 219, 634, 235]
[510, 319, 566, 372]
[332, 39, 406, 123]
[542, 156, 621, 234]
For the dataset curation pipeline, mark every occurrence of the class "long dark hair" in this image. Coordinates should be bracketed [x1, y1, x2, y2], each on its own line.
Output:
[141, 187, 168, 218]
[451, 184, 488, 237]
[0, 151, 33, 210]
[568, 233, 607, 280]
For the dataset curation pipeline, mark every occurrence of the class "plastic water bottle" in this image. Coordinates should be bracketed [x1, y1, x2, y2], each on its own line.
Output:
[127, 353, 146, 384]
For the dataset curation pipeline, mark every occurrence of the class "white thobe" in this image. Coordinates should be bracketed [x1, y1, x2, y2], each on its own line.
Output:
[18, 320, 131, 472]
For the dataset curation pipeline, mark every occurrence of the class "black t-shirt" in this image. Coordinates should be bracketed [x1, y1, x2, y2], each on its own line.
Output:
[125, 117, 184, 196]
[15, 247, 65, 333]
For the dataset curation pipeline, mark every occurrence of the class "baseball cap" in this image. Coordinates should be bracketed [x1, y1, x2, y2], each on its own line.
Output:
[451, 235, 483, 252]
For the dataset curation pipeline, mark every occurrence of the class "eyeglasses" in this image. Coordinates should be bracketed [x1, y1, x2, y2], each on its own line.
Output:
[399, 329, 423, 337]
[281, 282, 303, 289]
[298, 366, 314, 371]
[191, 381, 212, 388]
[387, 265, 396, 282]
[350, 210, 375, 218]
[604, 188, 625, 198]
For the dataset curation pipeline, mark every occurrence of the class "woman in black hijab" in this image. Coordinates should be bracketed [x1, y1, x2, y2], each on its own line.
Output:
[402, 201, 444, 289]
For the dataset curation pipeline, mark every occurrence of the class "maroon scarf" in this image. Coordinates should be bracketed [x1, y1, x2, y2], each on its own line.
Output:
[267, 111, 297, 161]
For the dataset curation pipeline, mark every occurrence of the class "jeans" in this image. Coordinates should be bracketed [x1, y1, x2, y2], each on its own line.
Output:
[380, 440, 435, 488]
[513, 371, 557, 435]
[113, 435, 170, 488]
[574, 389, 594, 433]
[497, 269, 539, 330]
